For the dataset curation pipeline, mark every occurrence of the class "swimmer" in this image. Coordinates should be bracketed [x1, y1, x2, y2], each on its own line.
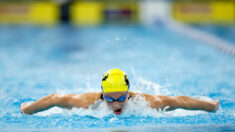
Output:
[21, 69, 219, 115]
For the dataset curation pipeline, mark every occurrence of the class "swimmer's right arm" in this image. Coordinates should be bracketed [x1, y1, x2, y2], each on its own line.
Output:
[21, 92, 102, 115]
[142, 94, 219, 112]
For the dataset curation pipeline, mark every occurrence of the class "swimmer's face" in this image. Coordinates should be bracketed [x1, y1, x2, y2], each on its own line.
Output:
[104, 92, 128, 115]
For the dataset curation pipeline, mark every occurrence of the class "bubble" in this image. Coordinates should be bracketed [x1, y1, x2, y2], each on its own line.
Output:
[109, 116, 118, 123]
[115, 37, 120, 41]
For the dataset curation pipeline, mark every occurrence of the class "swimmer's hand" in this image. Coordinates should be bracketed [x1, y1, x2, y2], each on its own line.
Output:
[210, 100, 220, 111]
[20, 102, 28, 114]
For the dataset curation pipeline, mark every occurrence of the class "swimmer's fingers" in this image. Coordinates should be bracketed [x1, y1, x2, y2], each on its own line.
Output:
[211, 100, 220, 111]
[20, 102, 28, 114]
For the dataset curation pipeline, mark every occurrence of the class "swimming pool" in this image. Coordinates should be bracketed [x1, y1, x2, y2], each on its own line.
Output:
[194, 25, 235, 44]
[0, 24, 234, 131]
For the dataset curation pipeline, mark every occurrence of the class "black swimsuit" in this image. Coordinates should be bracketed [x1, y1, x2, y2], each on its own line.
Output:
[100, 93, 104, 100]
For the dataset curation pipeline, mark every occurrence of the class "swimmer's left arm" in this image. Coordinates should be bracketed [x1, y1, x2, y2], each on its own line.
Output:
[21, 92, 102, 115]
[140, 93, 219, 112]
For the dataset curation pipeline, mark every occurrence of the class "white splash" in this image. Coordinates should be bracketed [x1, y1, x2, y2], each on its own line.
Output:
[109, 116, 118, 123]
[193, 95, 213, 101]
[131, 69, 170, 95]
[35, 107, 65, 116]
[122, 95, 162, 117]
[69, 100, 112, 118]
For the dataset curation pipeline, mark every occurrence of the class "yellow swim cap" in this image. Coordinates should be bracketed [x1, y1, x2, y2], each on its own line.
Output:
[101, 69, 129, 93]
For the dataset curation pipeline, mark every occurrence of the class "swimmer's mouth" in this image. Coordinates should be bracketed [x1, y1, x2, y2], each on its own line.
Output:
[114, 109, 122, 115]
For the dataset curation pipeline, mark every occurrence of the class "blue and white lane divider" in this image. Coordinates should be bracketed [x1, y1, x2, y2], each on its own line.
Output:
[166, 21, 235, 57]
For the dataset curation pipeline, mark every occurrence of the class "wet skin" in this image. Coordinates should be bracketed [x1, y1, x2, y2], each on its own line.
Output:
[20, 91, 219, 115]
[104, 92, 128, 115]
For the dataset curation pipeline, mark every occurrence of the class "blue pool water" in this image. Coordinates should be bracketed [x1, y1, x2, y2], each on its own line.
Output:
[194, 25, 235, 44]
[0, 24, 234, 131]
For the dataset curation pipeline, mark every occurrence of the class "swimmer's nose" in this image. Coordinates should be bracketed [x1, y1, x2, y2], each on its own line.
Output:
[112, 101, 121, 109]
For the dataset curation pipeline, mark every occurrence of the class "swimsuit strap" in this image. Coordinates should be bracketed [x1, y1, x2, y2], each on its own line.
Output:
[128, 94, 132, 100]
[100, 93, 104, 100]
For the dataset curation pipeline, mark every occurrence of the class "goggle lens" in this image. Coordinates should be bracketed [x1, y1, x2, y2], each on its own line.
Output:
[103, 92, 128, 103]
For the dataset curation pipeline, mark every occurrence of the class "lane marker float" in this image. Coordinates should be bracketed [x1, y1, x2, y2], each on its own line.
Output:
[166, 21, 235, 57]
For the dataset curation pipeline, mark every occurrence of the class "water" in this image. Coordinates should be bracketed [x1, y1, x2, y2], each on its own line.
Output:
[194, 25, 235, 44]
[0, 24, 234, 131]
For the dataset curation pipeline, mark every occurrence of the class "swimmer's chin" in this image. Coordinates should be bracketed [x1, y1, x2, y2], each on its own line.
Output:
[113, 108, 122, 115]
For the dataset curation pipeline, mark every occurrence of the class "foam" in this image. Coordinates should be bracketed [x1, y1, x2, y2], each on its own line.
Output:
[193, 95, 213, 101]
[35, 107, 65, 116]
[109, 116, 118, 123]
[131, 69, 170, 95]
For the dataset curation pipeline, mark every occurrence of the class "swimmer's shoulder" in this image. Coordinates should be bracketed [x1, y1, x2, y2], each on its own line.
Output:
[79, 92, 102, 101]
[69, 92, 102, 103]
[70, 92, 102, 108]
[128, 91, 140, 98]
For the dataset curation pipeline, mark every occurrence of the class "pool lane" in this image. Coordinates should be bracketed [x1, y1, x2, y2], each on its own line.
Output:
[0, 25, 234, 129]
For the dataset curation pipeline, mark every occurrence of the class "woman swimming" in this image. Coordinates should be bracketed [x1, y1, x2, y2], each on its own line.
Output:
[21, 69, 219, 115]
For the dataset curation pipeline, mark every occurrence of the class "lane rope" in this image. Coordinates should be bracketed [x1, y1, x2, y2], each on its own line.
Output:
[166, 20, 235, 57]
